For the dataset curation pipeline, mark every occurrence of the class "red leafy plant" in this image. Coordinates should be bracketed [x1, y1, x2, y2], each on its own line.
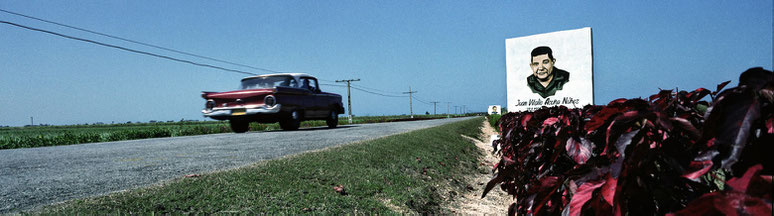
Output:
[483, 67, 773, 215]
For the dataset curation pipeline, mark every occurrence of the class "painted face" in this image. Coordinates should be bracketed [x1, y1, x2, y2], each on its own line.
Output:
[530, 54, 555, 81]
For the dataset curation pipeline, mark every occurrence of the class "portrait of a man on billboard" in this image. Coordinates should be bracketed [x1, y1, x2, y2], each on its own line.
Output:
[527, 46, 570, 98]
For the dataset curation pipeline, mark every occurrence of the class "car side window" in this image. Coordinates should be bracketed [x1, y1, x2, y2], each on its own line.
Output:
[286, 77, 298, 88]
[300, 78, 318, 92]
[301, 78, 310, 90]
[308, 79, 318, 92]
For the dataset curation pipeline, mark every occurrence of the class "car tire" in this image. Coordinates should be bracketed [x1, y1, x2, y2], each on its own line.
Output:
[280, 110, 301, 131]
[326, 111, 338, 128]
[229, 120, 250, 133]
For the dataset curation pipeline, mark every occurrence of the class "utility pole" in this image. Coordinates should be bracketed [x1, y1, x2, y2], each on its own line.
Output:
[446, 102, 451, 118]
[462, 105, 467, 115]
[430, 102, 439, 115]
[336, 79, 360, 123]
[454, 106, 459, 115]
[402, 87, 417, 118]
[30, 116, 33, 126]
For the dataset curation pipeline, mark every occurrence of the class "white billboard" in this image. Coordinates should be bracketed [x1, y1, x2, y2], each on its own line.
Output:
[488, 105, 502, 115]
[506, 27, 594, 112]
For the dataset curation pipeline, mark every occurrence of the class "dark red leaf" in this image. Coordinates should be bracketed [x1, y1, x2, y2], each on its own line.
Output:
[521, 113, 533, 129]
[748, 175, 773, 200]
[600, 174, 617, 206]
[715, 80, 731, 94]
[566, 137, 592, 164]
[543, 117, 559, 127]
[568, 179, 605, 216]
[767, 118, 773, 134]
[584, 106, 626, 133]
[670, 117, 701, 141]
[540, 176, 560, 188]
[508, 203, 518, 216]
[611, 130, 640, 177]
[688, 88, 711, 103]
[608, 98, 628, 106]
[482, 171, 505, 198]
[614, 129, 640, 157]
[668, 191, 773, 216]
[682, 160, 713, 180]
[727, 164, 763, 193]
[605, 111, 642, 155]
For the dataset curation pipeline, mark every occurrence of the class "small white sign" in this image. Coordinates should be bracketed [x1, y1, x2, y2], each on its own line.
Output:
[488, 105, 502, 115]
[506, 27, 594, 112]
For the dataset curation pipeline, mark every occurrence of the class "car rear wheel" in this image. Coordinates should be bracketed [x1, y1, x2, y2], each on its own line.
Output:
[326, 111, 338, 128]
[280, 110, 301, 131]
[229, 120, 250, 133]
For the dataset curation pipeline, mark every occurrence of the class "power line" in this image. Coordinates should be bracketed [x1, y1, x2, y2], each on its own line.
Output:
[411, 96, 433, 105]
[320, 84, 407, 98]
[351, 86, 408, 98]
[320, 83, 347, 87]
[318, 78, 338, 83]
[411, 95, 433, 104]
[0, 9, 282, 74]
[320, 80, 404, 95]
[0, 20, 257, 76]
[351, 83, 404, 95]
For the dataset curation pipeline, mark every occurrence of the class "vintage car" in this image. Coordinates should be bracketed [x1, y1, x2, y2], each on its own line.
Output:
[201, 73, 344, 132]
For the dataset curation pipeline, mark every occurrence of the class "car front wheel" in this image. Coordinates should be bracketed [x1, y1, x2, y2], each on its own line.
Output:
[229, 120, 250, 133]
[280, 110, 301, 130]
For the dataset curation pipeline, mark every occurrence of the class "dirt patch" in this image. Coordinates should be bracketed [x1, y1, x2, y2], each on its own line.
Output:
[444, 119, 513, 215]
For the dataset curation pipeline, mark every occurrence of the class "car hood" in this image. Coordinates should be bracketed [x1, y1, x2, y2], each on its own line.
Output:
[203, 88, 274, 100]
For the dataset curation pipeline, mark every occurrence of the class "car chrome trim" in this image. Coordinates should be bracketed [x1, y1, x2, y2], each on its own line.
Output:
[202, 104, 282, 117]
[264, 95, 277, 107]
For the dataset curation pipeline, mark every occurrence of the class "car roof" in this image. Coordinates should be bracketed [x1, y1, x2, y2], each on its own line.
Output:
[241, 73, 314, 81]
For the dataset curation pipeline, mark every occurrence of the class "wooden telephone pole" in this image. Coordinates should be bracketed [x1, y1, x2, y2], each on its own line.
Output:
[402, 87, 417, 118]
[336, 79, 360, 123]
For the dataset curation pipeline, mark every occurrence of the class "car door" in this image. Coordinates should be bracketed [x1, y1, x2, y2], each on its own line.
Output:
[299, 77, 324, 118]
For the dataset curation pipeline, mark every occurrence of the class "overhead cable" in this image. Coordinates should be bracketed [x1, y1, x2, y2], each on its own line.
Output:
[0, 9, 281, 74]
[321, 84, 407, 98]
[411, 96, 433, 105]
[0, 20, 257, 76]
[351, 83, 404, 94]
[352, 86, 408, 98]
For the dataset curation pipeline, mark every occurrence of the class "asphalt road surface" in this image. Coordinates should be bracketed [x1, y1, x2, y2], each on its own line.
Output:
[0, 117, 474, 213]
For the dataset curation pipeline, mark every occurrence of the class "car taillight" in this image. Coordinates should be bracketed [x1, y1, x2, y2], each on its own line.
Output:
[264, 95, 276, 107]
[205, 100, 215, 110]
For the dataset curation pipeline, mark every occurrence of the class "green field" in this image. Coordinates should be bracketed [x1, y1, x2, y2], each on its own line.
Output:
[34, 117, 486, 214]
[0, 114, 471, 149]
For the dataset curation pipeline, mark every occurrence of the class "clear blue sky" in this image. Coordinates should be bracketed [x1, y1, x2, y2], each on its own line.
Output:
[1, 1, 772, 126]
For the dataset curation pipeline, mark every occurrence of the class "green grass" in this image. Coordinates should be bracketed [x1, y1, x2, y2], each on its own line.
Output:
[34, 117, 486, 215]
[0, 114, 472, 150]
[487, 114, 502, 133]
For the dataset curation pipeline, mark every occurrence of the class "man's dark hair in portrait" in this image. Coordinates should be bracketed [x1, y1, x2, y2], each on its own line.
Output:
[527, 46, 570, 98]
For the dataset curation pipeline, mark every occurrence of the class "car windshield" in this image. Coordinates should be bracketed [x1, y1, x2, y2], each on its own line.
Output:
[240, 75, 297, 89]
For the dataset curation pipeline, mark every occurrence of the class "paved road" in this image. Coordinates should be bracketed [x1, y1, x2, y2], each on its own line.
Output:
[0, 117, 474, 213]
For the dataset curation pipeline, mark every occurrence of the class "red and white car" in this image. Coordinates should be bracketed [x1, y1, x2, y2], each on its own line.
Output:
[202, 73, 344, 132]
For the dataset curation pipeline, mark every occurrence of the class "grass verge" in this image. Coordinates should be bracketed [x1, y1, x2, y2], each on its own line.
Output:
[487, 114, 501, 133]
[34, 117, 486, 215]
